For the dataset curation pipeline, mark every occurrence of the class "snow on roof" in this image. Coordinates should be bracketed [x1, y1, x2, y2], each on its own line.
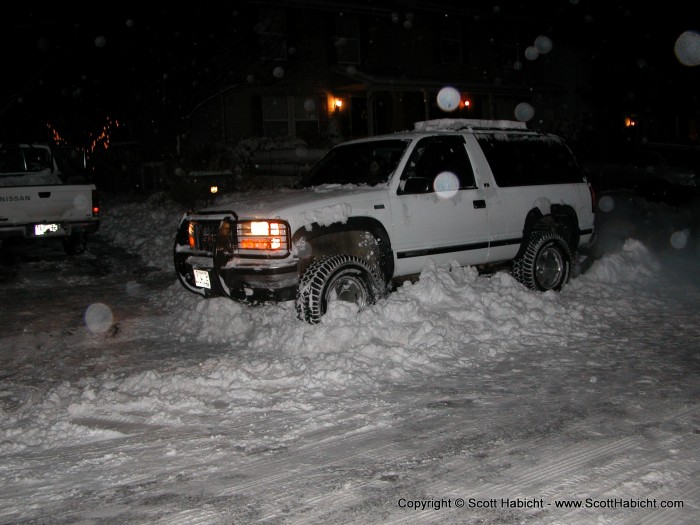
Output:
[414, 118, 527, 132]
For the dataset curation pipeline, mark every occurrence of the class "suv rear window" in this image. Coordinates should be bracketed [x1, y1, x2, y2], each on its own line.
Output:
[477, 133, 584, 187]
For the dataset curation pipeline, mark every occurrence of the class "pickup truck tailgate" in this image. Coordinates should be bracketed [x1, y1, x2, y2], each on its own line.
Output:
[0, 184, 96, 225]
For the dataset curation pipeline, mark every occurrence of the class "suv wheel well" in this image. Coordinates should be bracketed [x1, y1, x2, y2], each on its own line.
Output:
[518, 205, 580, 257]
[296, 229, 389, 280]
[293, 218, 394, 279]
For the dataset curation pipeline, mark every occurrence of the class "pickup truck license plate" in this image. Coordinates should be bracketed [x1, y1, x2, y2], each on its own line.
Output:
[193, 269, 211, 289]
[34, 223, 61, 236]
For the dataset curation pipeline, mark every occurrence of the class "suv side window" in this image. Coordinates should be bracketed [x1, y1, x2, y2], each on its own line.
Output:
[476, 133, 585, 187]
[398, 135, 476, 195]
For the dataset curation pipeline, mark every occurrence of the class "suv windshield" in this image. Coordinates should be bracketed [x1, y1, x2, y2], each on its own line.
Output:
[300, 139, 409, 187]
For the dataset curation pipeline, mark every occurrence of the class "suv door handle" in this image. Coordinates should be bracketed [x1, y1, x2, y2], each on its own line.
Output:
[473, 199, 486, 209]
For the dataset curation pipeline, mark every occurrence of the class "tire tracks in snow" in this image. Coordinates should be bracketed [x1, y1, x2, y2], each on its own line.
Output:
[2, 387, 698, 524]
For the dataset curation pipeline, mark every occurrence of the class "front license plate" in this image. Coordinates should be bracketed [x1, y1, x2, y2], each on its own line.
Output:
[34, 223, 61, 236]
[193, 269, 211, 289]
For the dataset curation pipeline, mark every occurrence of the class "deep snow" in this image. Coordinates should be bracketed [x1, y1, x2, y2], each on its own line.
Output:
[1, 190, 699, 524]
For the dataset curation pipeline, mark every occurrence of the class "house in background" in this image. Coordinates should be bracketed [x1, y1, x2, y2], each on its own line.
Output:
[183, 0, 590, 168]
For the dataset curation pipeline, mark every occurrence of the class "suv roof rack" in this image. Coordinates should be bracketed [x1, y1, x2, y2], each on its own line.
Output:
[414, 119, 528, 132]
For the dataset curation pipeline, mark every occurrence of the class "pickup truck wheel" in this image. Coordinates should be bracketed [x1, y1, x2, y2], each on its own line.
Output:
[296, 254, 385, 324]
[62, 234, 87, 256]
[512, 231, 571, 291]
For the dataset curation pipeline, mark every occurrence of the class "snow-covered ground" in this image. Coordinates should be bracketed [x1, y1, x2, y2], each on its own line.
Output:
[1, 190, 699, 524]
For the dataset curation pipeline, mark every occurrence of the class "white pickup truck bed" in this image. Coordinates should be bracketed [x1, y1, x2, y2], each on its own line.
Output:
[0, 144, 99, 255]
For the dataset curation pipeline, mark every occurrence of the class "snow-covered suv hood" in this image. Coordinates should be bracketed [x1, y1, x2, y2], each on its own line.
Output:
[190, 184, 389, 230]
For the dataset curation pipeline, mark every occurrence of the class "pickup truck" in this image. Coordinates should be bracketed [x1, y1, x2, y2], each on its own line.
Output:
[0, 143, 100, 255]
[174, 119, 595, 323]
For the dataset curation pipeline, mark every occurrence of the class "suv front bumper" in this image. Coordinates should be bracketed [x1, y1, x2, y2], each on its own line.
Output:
[220, 260, 299, 302]
[174, 250, 298, 303]
[174, 213, 299, 303]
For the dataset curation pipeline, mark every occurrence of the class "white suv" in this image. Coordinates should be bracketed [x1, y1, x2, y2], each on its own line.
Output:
[174, 119, 595, 323]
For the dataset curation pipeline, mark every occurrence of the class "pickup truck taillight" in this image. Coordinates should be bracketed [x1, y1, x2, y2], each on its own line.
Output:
[92, 189, 100, 216]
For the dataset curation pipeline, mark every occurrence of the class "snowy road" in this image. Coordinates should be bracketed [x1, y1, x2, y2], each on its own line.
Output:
[1, 193, 699, 524]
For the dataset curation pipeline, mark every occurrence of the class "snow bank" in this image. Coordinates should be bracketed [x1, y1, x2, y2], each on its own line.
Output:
[6, 194, 681, 453]
[3, 250, 640, 454]
[580, 238, 661, 284]
[99, 193, 184, 270]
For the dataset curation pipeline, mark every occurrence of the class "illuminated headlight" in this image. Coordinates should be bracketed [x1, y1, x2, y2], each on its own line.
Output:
[237, 220, 289, 256]
[210, 185, 219, 194]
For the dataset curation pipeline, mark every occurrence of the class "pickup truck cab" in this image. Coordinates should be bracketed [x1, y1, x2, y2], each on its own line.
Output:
[174, 119, 595, 323]
[0, 143, 100, 255]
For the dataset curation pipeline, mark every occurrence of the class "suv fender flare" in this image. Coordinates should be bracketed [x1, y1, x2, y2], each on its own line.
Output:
[550, 203, 580, 251]
[292, 217, 394, 278]
[516, 204, 580, 258]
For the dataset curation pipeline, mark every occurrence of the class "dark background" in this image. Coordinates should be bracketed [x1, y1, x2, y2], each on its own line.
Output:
[1, 2, 698, 164]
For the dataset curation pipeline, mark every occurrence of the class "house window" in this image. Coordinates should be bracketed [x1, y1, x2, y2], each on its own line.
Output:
[261, 96, 327, 140]
[294, 97, 324, 143]
[441, 16, 462, 64]
[258, 8, 287, 61]
[335, 14, 360, 64]
[262, 96, 290, 137]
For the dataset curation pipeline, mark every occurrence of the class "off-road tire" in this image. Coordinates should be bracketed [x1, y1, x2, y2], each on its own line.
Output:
[296, 254, 386, 324]
[62, 234, 87, 256]
[512, 231, 572, 291]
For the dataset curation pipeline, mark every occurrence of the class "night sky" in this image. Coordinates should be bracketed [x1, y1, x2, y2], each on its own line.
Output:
[1, 5, 236, 146]
[1, 2, 697, 152]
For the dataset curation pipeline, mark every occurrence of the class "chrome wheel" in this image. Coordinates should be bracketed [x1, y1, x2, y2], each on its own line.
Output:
[535, 245, 564, 290]
[325, 270, 369, 307]
[511, 231, 572, 292]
